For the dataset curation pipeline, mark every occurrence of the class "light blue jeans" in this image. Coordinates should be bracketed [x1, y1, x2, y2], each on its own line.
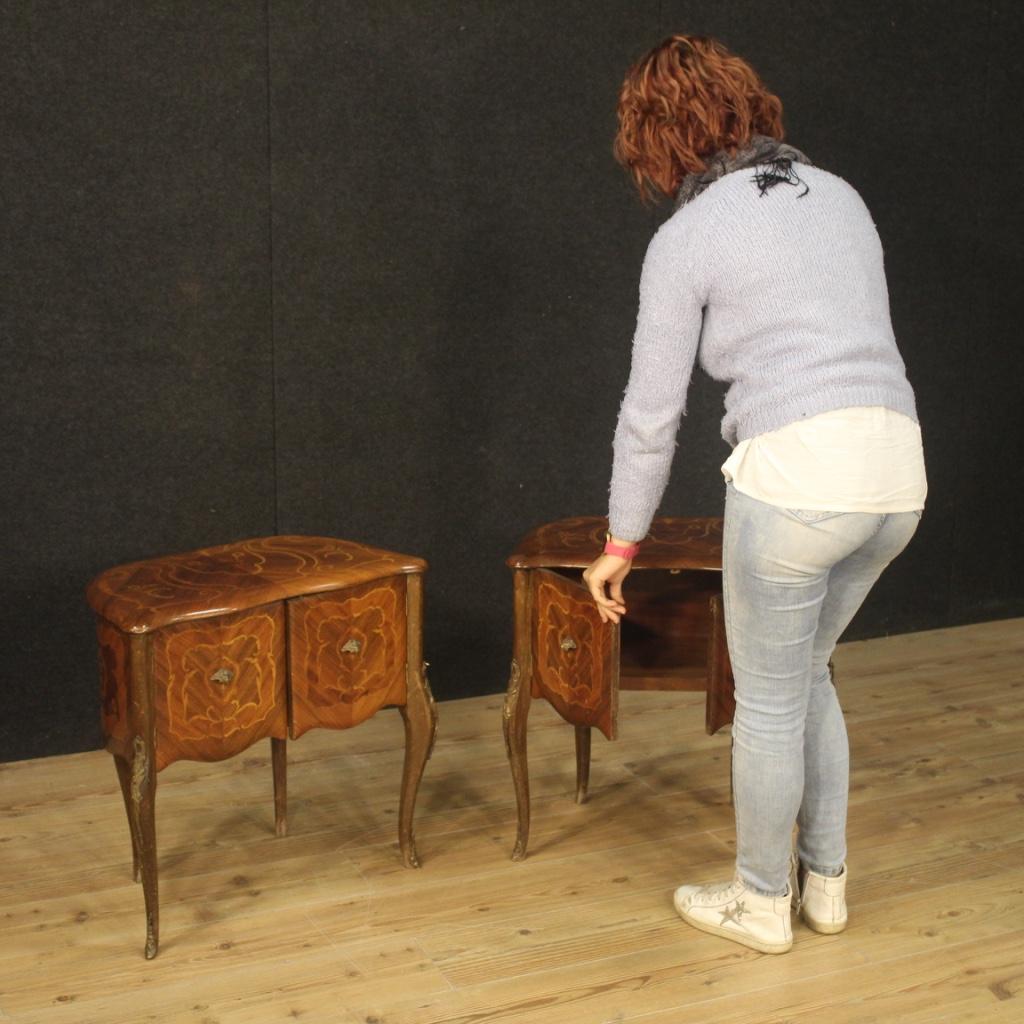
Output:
[722, 480, 922, 896]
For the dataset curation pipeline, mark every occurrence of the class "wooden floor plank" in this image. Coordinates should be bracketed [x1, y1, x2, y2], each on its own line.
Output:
[335, 870, 1024, 1024]
[0, 616, 1021, 1024]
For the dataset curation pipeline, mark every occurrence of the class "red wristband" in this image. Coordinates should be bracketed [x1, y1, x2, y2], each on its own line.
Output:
[604, 539, 640, 559]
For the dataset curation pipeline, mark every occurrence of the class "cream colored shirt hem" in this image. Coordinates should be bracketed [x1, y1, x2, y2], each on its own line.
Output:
[720, 405, 927, 513]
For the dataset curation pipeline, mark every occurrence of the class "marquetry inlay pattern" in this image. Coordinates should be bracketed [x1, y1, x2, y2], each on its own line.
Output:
[504, 516, 732, 861]
[86, 534, 436, 958]
[97, 617, 130, 742]
[534, 572, 616, 734]
[289, 576, 407, 738]
[152, 604, 287, 771]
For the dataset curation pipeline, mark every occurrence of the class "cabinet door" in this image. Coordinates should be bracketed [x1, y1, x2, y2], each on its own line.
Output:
[152, 603, 288, 771]
[288, 575, 407, 739]
[532, 569, 619, 739]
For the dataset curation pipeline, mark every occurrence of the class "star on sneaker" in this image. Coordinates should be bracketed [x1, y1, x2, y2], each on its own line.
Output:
[719, 899, 748, 926]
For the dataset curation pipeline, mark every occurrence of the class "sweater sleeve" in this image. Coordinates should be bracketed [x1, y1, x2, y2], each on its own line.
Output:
[608, 220, 707, 541]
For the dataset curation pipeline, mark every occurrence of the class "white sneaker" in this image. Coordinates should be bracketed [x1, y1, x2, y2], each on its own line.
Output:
[673, 872, 793, 954]
[798, 861, 848, 934]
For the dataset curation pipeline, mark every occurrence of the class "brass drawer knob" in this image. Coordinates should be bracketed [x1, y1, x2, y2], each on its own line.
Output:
[341, 638, 362, 654]
[210, 667, 234, 685]
[560, 636, 577, 653]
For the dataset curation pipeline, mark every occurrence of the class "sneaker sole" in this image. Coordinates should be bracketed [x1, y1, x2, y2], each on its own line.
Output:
[801, 911, 847, 935]
[676, 904, 792, 954]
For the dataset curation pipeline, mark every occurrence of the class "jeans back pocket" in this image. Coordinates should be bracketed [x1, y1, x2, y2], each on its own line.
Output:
[783, 507, 846, 524]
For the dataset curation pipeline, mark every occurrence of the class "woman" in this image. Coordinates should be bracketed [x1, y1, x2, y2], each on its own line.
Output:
[583, 34, 927, 955]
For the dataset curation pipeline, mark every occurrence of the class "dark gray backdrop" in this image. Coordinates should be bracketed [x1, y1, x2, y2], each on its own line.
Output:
[3, 1, 1021, 763]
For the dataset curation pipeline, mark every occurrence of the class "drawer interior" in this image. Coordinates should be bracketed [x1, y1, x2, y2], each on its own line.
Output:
[546, 567, 722, 691]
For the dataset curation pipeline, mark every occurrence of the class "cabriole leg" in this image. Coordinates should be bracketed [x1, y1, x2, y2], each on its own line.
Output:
[504, 569, 535, 860]
[398, 573, 437, 868]
[272, 737, 287, 837]
[503, 659, 532, 859]
[127, 633, 158, 959]
[128, 734, 158, 959]
[113, 753, 141, 881]
[399, 662, 438, 868]
[574, 725, 591, 804]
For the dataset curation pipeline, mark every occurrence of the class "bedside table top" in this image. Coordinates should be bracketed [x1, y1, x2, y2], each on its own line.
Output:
[86, 535, 426, 634]
[507, 516, 723, 571]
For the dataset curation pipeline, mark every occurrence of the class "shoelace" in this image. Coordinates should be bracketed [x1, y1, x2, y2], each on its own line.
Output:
[700, 878, 745, 900]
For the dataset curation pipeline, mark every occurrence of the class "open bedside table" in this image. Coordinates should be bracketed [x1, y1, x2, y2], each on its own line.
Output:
[501, 516, 736, 860]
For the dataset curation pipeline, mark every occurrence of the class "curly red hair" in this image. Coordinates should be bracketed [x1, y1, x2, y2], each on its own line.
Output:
[614, 34, 786, 203]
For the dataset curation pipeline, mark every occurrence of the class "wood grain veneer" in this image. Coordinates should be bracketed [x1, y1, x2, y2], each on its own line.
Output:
[504, 516, 734, 860]
[86, 534, 436, 958]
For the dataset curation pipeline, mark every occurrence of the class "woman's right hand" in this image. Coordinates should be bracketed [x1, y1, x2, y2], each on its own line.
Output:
[582, 553, 632, 624]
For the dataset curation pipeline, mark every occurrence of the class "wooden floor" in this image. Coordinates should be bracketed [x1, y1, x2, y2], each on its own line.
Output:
[1, 618, 1022, 1024]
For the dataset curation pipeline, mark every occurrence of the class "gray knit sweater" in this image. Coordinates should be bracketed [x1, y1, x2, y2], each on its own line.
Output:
[608, 161, 919, 541]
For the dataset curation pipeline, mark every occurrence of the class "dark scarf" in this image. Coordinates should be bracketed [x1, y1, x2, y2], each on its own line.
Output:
[673, 133, 814, 212]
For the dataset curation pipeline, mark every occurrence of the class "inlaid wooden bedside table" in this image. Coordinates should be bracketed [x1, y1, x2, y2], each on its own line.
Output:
[86, 535, 437, 958]
[502, 516, 735, 860]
